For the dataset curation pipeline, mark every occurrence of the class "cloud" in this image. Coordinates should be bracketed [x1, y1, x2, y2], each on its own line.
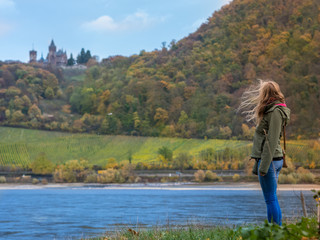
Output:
[82, 10, 165, 33]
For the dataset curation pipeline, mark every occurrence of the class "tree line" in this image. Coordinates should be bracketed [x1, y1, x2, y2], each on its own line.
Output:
[0, 0, 319, 140]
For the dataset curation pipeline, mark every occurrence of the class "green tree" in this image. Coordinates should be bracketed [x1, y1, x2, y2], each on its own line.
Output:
[28, 104, 41, 119]
[158, 146, 173, 163]
[85, 50, 92, 63]
[77, 48, 86, 64]
[54, 159, 89, 183]
[11, 110, 25, 122]
[67, 53, 75, 66]
[45, 87, 54, 99]
[173, 152, 192, 170]
[30, 153, 55, 174]
[77, 48, 92, 64]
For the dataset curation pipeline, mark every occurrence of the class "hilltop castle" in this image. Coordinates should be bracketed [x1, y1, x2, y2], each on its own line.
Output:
[29, 39, 67, 67]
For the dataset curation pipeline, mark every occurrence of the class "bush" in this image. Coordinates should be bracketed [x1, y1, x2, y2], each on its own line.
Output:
[298, 172, 315, 183]
[97, 169, 125, 183]
[0, 176, 6, 183]
[279, 173, 297, 184]
[41, 178, 48, 185]
[205, 170, 222, 182]
[84, 173, 98, 183]
[296, 167, 315, 183]
[279, 167, 315, 184]
[21, 175, 31, 183]
[160, 177, 168, 183]
[32, 178, 39, 184]
[120, 163, 135, 180]
[194, 170, 205, 182]
[296, 167, 309, 174]
[241, 217, 319, 240]
[30, 153, 55, 175]
[134, 176, 142, 183]
[233, 174, 240, 182]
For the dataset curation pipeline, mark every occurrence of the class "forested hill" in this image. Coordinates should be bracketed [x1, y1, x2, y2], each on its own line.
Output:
[1, 0, 320, 139]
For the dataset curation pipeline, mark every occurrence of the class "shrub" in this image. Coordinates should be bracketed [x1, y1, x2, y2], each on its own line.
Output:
[21, 175, 31, 183]
[205, 170, 222, 182]
[241, 217, 319, 240]
[245, 160, 255, 176]
[120, 163, 135, 180]
[105, 158, 118, 169]
[134, 176, 142, 183]
[278, 173, 297, 184]
[298, 172, 315, 183]
[296, 167, 309, 174]
[233, 174, 240, 182]
[30, 153, 55, 174]
[97, 169, 125, 183]
[0, 176, 6, 183]
[173, 152, 192, 170]
[41, 178, 48, 185]
[279, 167, 315, 184]
[32, 178, 39, 184]
[160, 177, 168, 183]
[194, 170, 205, 182]
[158, 146, 173, 163]
[84, 173, 98, 183]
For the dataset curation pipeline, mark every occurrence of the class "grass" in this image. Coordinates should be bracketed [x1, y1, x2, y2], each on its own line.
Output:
[0, 126, 318, 168]
[85, 217, 319, 240]
[0, 127, 250, 166]
[88, 225, 241, 240]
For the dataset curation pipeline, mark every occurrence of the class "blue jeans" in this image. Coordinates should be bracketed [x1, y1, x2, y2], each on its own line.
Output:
[258, 159, 283, 225]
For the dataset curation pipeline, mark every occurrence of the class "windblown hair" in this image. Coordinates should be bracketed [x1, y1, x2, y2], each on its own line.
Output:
[238, 80, 285, 124]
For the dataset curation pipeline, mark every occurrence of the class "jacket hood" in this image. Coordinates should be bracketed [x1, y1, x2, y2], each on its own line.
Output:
[265, 100, 290, 126]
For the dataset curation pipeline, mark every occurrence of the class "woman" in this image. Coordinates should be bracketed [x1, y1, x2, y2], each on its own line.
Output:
[239, 80, 290, 225]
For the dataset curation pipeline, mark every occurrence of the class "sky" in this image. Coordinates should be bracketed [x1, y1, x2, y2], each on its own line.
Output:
[0, 0, 231, 62]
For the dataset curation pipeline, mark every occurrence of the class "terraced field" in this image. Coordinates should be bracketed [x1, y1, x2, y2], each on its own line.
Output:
[0, 127, 318, 168]
[0, 127, 250, 167]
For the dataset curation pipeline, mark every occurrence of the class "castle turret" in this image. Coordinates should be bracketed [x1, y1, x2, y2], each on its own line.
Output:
[47, 39, 57, 66]
[29, 50, 37, 63]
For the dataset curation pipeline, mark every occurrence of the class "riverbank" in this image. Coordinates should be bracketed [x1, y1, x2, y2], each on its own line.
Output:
[0, 182, 319, 191]
[87, 217, 319, 240]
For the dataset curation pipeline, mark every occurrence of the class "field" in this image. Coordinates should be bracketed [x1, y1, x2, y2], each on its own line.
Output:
[0, 127, 250, 167]
[0, 127, 318, 168]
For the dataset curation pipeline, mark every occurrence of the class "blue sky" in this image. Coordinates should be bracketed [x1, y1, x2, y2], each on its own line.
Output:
[0, 0, 231, 62]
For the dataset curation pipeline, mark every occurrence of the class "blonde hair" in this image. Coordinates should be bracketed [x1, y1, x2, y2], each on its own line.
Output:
[238, 80, 285, 124]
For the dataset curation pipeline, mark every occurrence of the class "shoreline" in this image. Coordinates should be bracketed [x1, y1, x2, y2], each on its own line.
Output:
[0, 182, 319, 191]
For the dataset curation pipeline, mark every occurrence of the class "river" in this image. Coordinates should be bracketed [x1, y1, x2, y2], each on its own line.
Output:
[0, 183, 317, 239]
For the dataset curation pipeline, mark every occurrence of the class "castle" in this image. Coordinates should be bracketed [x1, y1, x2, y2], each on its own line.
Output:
[29, 40, 67, 67]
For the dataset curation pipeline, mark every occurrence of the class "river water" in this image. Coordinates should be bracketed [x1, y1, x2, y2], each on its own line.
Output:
[0, 184, 316, 240]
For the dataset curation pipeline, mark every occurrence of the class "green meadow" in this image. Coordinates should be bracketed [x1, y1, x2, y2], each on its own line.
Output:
[0, 126, 318, 169]
[0, 126, 250, 167]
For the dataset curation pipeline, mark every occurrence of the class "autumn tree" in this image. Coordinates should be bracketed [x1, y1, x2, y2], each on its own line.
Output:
[30, 153, 55, 175]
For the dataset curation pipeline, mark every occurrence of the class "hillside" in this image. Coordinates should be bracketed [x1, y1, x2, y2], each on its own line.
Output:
[0, 127, 250, 167]
[0, 0, 319, 139]
[0, 127, 318, 170]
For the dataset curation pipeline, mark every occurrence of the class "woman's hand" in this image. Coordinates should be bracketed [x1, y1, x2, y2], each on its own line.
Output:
[259, 172, 266, 176]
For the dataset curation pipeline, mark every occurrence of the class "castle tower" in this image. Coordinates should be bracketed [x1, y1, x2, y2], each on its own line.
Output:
[29, 50, 37, 63]
[47, 39, 57, 66]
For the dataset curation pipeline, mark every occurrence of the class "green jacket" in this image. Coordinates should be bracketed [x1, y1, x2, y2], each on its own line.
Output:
[251, 101, 290, 175]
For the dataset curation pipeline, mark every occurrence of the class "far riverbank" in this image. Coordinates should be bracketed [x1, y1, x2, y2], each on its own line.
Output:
[0, 182, 319, 191]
